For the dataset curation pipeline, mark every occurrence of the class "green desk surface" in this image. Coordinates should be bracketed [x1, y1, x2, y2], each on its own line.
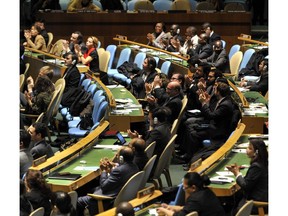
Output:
[135, 204, 161, 216]
[244, 91, 268, 106]
[46, 148, 115, 185]
[45, 138, 121, 185]
[109, 86, 143, 117]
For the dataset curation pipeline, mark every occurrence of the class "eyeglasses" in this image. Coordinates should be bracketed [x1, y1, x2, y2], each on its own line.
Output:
[170, 77, 178, 80]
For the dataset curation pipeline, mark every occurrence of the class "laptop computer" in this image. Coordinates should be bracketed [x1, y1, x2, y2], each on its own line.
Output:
[114, 132, 129, 146]
[48, 172, 81, 181]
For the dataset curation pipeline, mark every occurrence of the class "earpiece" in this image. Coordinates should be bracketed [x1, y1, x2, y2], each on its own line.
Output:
[263, 65, 267, 71]
[153, 117, 158, 125]
[119, 155, 124, 164]
[72, 59, 76, 65]
[176, 28, 180, 34]
[254, 149, 259, 156]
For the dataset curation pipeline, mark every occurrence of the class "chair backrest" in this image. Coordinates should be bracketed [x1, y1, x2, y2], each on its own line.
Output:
[186, 211, 199, 216]
[97, 40, 102, 49]
[171, 95, 187, 136]
[99, 50, 111, 73]
[239, 48, 255, 71]
[134, 0, 155, 11]
[160, 61, 171, 75]
[93, 0, 103, 10]
[221, 39, 226, 49]
[79, 73, 86, 86]
[196, 1, 215, 11]
[20, 74, 25, 92]
[49, 39, 65, 56]
[81, 78, 92, 91]
[228, 44, 241, 60]
[92, 95, 105, 118]
[24, 63, 30, 76]
[134, 52, 146, 69]
[97, 47, 105, 57]
[115, 48, 132, 68]
[153, 0, 172, 11]
[29, 207, 44, 216]
[152, 134, 177, 180]
[42, 84, 61, 127]
[127, 0, 138, 10]
[235, 200, 254, 216]
[144, 141, 156, 159]
[68, 191, 78, 210]
[189, 0, 197, 11]
[93, 100, 108, 124]
[47, 32, 54, 52]
[113, 171, 145, 207]
[106, 44, 117, 69]
[171, 0, 191, 11]
[224, 2, 246, 12]
[230, 51, 243, 80]
[139, 155, 157, 190]
[52, 78, 66, 117]
[59, 0, 69, 10]
[93, 89, 105, 101]
[170, 119, 178, 137]
[87, 83, 97, 96]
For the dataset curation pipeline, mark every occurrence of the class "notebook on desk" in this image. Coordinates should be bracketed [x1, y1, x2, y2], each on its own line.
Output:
[48, 172, 81, 181]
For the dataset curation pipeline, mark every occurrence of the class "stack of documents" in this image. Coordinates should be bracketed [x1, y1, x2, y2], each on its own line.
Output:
[210, 176, 234, 184]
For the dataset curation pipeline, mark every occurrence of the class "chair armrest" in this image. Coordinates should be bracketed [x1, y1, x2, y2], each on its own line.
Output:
[253, 201, 268, 207]
[87, 193, 114, 200]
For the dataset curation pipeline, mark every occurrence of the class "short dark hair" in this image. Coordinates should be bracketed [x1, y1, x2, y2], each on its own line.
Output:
[131, 138, 146, 152]
[20, 130, 31, 148]
[152, 107, 171, 123]
[32, 122, 47, 138]
[73, 31, 83, 44]
[202, 22, 213, 31]
[216, 82, 230, 97]
[184, 172, 211, 189]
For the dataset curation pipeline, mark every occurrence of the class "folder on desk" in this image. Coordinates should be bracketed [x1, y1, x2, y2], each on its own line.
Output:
[48, 172, 81, 180]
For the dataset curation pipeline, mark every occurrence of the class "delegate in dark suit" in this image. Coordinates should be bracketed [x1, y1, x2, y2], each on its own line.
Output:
[200, 48, 230, 73]
[187, 33, 213, 60]
[30, 140, 54, 160]
[248, 71, 268, 96]
[77, 147, 139, 216]
[207, 32, 221, 46]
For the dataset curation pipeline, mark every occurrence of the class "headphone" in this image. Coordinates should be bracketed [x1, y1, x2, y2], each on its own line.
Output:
[119, 155, 124, 164]
[254, 149, 259, 156]
[176, 28, 180, 34]
[263, 65, 267, 71]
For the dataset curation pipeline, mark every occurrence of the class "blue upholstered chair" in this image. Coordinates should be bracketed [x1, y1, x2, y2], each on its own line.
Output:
[153, 0, 172, 11]
[107, 47, 132, 77]
[238, 48, 255, 72]
[228, 44, 241, 60]
[106, 45, 117, 69]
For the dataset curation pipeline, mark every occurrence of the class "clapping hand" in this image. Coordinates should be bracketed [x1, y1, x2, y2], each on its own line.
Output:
[226, 163, 240, 176]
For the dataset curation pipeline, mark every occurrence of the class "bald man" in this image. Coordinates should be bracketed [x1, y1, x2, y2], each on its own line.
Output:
[128, 138, 148, 171]
[116, 202, 135, 216]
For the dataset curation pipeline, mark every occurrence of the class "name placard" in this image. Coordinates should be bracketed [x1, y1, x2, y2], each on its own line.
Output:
[32, 155, 47, 167]
[137, 185, 155, 199]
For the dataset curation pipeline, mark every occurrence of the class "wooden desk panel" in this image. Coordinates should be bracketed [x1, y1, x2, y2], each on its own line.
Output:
[36, 12, 251, 51]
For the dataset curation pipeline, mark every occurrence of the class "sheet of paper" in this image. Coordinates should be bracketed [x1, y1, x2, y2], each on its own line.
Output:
[93, 145, 122, 150]
[74, 166, 99, 171]
[216, 171, 234, 176]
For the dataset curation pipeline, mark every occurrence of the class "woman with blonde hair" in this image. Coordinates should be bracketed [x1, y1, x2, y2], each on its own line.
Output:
[75, 35, 100, 74]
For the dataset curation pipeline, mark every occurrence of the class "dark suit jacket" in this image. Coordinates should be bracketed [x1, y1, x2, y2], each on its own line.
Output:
[145, 122, 172, 160]
[95, 162, 139, 197]
[190, 43, 213, 60]
[201, 49, 230, 73]
[30, 139, 54, 160]
[174, 188, 225, 216]
[248, 71, 268, 96]
[208, 32, 221, 46]
[162, 94, 183, 124]
[201, 96, 233, 140]
[131, 70, 157, 99]
[25, 189, 52, 216]
[237, 162, 268, 202]
[133, 151, 148, 171]
[63, 65, 81, 93]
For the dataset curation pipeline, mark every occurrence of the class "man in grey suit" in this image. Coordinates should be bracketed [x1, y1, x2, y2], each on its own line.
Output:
[77, 147, 139, 216]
